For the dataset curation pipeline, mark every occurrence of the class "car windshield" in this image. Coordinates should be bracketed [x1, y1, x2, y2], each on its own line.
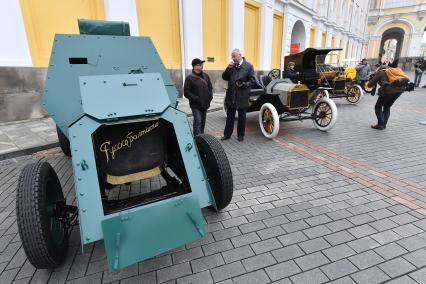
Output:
[316, 53, 340, 73]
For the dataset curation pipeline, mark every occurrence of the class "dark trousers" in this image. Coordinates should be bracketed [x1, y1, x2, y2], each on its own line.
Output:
[414, 72, 423, 87]
[191, 108, 207, 136]
[374, 92, 401, 126]
[224, 108, 247, 138]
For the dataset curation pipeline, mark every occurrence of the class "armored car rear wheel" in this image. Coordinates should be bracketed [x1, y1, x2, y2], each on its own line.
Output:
[56, 125, 71, 157]
[346, 85, 363, 104]
[312, 97, 338, 131]
[259, 103, 280, 139]
[17, 161, 69, 269]
[195, 134, 233, 211]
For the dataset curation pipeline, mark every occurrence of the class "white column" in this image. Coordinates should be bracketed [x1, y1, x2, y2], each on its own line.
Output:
[315, 27, 323, 47]
[181, 0, 203, 69]
[228, 0, 245, 55]
[104, 0, 139, 36]
[0, 1, 32, 66]
[259, 0, 274, 70]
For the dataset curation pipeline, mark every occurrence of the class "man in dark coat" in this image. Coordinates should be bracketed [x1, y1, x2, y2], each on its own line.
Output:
[414, 58, 426, 88]
[366, 66, 405, 130]
[184, 58, 213, 136]
[221, 49, 254, 142]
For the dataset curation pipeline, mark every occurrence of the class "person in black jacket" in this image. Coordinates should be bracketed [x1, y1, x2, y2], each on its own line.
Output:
[366, 66, 405, 130]
[283, 62, 299, 83]
[221, 49, 255, 142]
[414, 58, 426, 88]
[184, 58, 213, 136]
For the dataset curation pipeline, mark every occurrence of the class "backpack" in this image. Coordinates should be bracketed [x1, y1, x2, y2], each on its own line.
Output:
[383, 67, 409, 88]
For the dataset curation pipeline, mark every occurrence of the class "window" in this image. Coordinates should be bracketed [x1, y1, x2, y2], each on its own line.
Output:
[384, 0, 415, 9]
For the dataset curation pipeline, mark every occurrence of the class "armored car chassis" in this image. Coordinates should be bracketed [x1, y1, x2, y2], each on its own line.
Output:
[16, 20, 233, 272]
[223, 68, 338, 139]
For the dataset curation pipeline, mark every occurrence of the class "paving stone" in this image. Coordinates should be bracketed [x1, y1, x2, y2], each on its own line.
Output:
[390, 213, 418, 225]
[387, 275, 418, 284]
[263, 215, 289, 227]
[233, 270, 270, 284]
[114, 272, 154, 284]
[303, 225, 332, 239]
[172, 247, 204, 264]
[202, 239, 233, 256]
[157, 263, 192, 283]
[239, 221, 266, 234]
[294, 252, 330, 271]
[190, 254, 224, 273]
[250, 238, 282, 254]
[327, 276, 356, 284]
[102, 264, 138, 283]
[397, 235, 426, 251]
[325, 220, 353, 233]
[323, 244, 356, 261]
[378, 257, 416, 278]
[347, 224, 377, 238]
[212, 227, 241, 241]
[176, 271, 213, 284]
[231, 232, 261, 248]
[319, 259, 358, 280]
[324, 230, 355, 246]
[271, 244, 305, 262]
[290, 268, 329, 284]
[347, 237, 380, 253]
[348, 250, 384, 270]
[265, 260, 301, 281]
[299, 237, 331, 254]
[403, 248, 426, 267]
[210, 261, 246, 282]
[257, 226, 286, 240]
[350, 267, 390, 284]
[242, 252, 276, 272]
[221, 245, 255, 264]
[374, 243, 408, 260]
[392, 223, 423, 238]
[370, 219, 399, 231]
[409, 267, 426, 284]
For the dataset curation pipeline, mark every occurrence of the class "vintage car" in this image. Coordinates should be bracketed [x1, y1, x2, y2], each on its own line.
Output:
[223, 67, 338, 139]
[285, 48, 364, 104]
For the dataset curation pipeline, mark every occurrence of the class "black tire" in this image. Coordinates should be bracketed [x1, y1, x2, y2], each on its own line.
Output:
[17, 161, 69, 269]
[195, 134, 233, 210]
[56, 125, 71, 157]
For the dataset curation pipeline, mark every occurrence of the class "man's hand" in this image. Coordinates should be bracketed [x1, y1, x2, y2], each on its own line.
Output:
[228, 61, 235, 68]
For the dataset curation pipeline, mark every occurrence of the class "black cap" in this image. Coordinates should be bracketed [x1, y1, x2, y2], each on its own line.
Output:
[191, 58, 205, 67]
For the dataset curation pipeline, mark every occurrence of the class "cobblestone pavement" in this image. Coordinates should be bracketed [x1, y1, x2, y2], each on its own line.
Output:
[0, 88, 426, 283]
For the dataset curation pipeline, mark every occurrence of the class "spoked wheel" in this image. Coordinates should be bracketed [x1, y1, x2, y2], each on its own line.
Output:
[17, 161, 74, 269]
[195, 134, 233, 211]
[345, 85, 364, 104]
[56, 125, 71, 157]
[312, 97, 338, 131]
[258, 103, 280, 139]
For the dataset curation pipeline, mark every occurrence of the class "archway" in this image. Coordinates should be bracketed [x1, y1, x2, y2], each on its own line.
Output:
[379, 27, 404, 65]
[290, 20, 306, 54]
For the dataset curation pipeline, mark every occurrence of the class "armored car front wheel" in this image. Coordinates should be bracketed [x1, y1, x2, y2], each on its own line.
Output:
[259, 103, 280, 139]
[17, 161, 70, 269]
[312, 97, 338, 131]
[195, 134, 233, 211]
[345, 85, 363, 104]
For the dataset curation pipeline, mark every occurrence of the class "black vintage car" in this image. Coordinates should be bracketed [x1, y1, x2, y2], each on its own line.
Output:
[284, 48, 364, 104]
[222, 49, 339, 139]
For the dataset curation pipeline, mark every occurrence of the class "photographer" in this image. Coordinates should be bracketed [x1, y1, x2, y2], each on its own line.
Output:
[366, 65, 408, 130]
[283, 62, 299, 83]
[221, 49, 254, 142]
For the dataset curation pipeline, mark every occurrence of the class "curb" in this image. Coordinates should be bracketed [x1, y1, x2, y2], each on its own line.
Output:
[0, 107, 223, 161]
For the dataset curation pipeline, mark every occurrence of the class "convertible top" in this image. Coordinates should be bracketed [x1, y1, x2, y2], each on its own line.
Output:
[284, 48, 342, 70]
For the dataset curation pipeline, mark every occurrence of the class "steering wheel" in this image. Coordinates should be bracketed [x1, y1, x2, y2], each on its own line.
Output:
[268, 69, 281, 80]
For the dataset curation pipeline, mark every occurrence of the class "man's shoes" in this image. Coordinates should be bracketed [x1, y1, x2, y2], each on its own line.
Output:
[238, 136, 244, 142]
[371, 124, 386, 130]
[220, 136, 231, 141]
